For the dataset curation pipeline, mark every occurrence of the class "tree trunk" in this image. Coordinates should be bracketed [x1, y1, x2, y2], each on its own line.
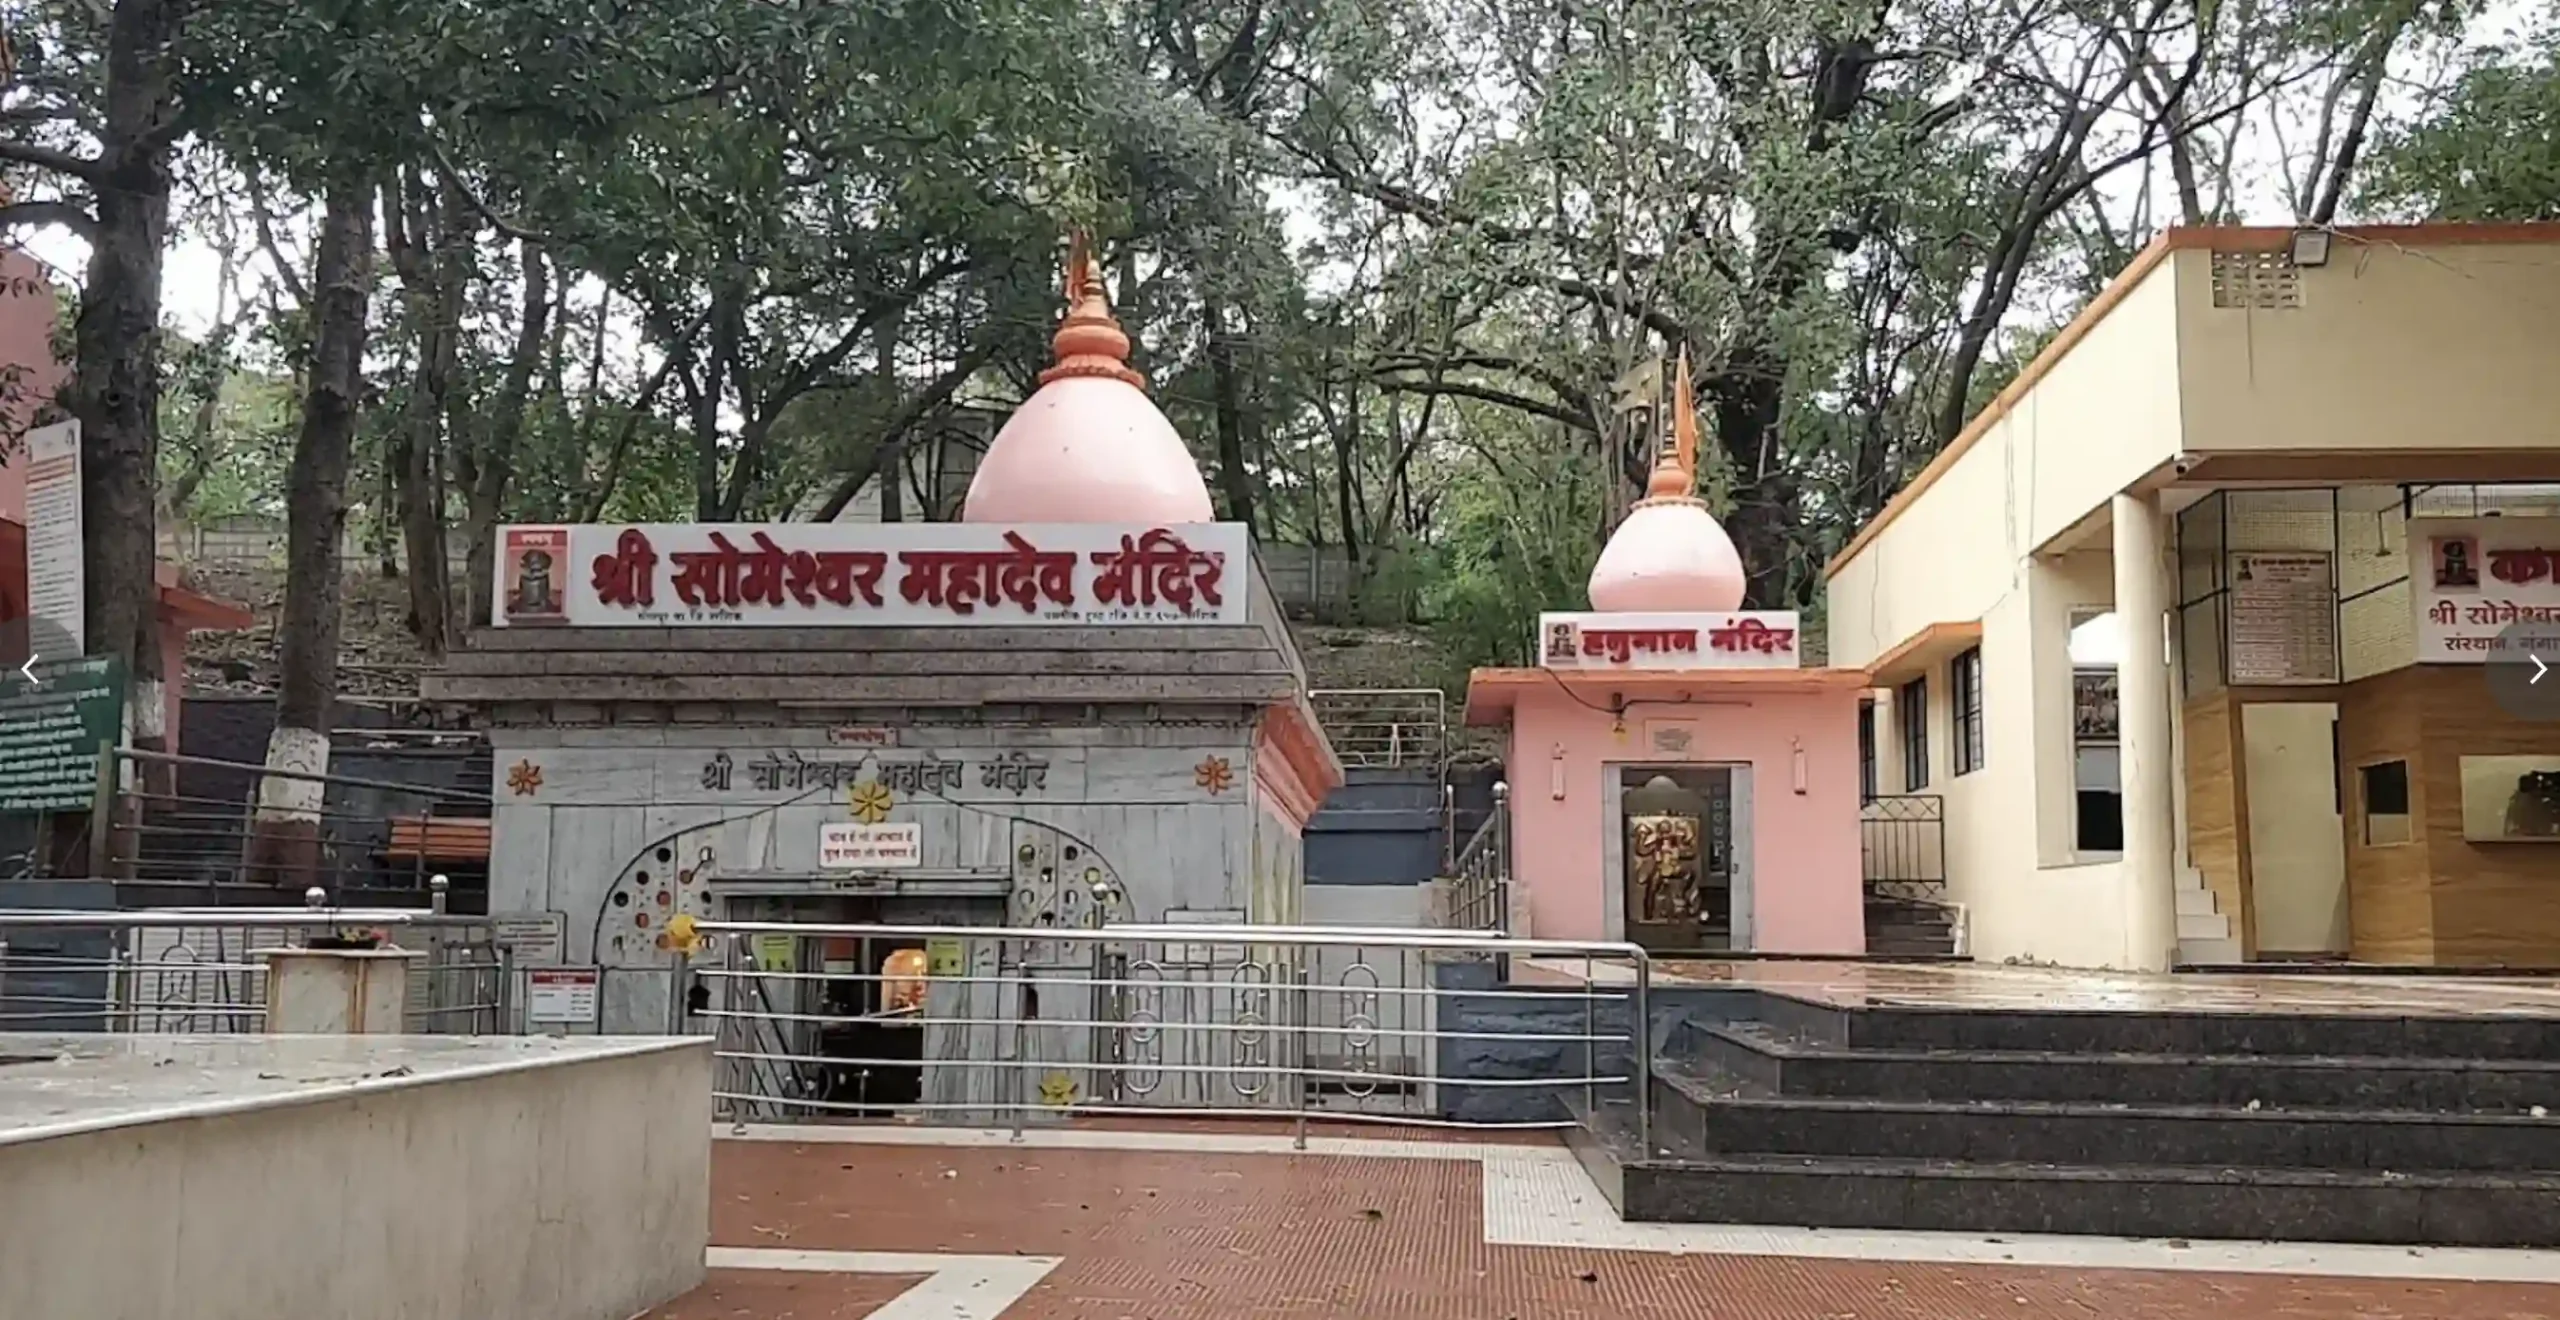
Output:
[383, 173, 456, 655]
[1206, 309, 1255, 530]
[64, 0, 190, 859]
[464, 240, 552, 628]
[245, 174, 373, 889]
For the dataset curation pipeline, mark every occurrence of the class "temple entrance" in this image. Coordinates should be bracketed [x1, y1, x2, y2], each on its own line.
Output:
[1617, 766, 1743, 951]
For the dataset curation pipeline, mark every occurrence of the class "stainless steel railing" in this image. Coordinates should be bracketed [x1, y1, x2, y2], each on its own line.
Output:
[1309, 688, 1448, 770]
[0, 904, 512, 1035]
[681, 919, 1648, 1150]
[1447, 781, 1510, 933]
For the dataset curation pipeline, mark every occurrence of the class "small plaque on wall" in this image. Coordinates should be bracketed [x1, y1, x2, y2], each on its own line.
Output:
[2459, 755, 2560, 842]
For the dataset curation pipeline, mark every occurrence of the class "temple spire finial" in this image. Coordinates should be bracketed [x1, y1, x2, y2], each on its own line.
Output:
[1643, 348, 1699, 503]
[1044, 230, 1145, 389]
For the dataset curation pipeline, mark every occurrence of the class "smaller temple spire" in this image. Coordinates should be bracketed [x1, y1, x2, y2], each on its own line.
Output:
[1641, 348, 1701, 504]
[1041, 231, 1146, 389]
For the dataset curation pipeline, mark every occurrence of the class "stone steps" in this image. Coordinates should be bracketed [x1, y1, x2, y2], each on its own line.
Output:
[1570, 988, 2560, 1246]
[1651, 1066, 2560, 1172]
[1575, 1102, 2560, 1247]
[1689, 1019, 2560, 1112]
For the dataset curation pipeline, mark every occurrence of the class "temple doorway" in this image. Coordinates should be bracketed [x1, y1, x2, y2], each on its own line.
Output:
[1617, 766, 1744, 952]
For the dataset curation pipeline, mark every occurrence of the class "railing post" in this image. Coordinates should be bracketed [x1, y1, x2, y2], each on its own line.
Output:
[1633, 952, 1653, 1157]
[428, 874, 449, 915]
[1291, 962, 1310, 1151]
[1008, 936, 1029, 1141]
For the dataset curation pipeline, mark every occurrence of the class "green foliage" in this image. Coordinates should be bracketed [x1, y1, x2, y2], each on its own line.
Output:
[2362, 32, 2560, 221]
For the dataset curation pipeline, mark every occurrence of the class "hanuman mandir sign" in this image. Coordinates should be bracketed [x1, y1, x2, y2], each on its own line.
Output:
[492, 521, 1251, 628]
[0, 656, 125, 814]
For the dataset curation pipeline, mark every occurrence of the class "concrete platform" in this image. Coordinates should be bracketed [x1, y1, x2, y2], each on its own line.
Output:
[0, 1033, 712, 1320]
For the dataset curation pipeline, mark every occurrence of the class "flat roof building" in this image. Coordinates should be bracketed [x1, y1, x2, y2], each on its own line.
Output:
[1826, 224, 2560, 972]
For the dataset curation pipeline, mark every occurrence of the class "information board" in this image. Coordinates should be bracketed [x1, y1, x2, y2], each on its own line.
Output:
[0, 655, 124, 814]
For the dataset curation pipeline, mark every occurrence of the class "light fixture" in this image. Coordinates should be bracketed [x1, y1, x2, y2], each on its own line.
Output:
[1791, 737, 1808, 796]
[1550, 745, 1567, 801]
[2289, 228, 2331, 268]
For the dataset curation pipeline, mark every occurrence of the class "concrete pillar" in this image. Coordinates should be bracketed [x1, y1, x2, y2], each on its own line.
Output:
[258, 948, 424, 1033]
[2111, 491, 2180, 972]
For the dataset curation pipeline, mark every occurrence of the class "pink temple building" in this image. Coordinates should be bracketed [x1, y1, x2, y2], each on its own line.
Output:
[1464, 356, 1869, 953]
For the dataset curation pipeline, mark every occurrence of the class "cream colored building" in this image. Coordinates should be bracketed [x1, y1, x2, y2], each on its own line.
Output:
[1827, 224, 2560, 972]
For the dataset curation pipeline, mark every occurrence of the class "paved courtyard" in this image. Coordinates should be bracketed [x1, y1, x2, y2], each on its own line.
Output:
[650, 1125, 2560, 1319]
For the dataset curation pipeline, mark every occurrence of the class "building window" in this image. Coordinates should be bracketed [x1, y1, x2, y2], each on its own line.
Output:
[2361, 760, 2412, 846]
[1897, 677, 1929, 790]
[1951, 647, 1985, 776]
[1858, 699, 1878, 802]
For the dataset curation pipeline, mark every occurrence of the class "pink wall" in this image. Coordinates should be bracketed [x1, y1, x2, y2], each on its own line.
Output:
[1505, 688, 1867, 953]
[0, 248, 68, 522]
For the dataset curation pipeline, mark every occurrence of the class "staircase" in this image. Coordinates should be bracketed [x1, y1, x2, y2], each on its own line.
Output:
[2174, 866, 2242, 965]
[1573, 990, 2560, 1246]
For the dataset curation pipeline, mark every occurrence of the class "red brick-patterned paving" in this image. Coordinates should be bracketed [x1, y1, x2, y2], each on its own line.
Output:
[685, 1139, 2560, 1319]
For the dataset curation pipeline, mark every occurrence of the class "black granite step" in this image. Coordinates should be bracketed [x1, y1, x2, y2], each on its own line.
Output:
[1653, 1063, 2560, 1172]
[1573, 1098, 2560, 1247]
[1690, 1020, 2560, 1112]
[1746, 993, 2560, 1061]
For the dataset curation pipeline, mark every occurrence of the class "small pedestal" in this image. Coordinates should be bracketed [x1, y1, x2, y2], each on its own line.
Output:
[256, 947, 425, 1034]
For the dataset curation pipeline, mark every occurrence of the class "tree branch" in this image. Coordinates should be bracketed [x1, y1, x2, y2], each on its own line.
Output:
[0, 138, 102, 183]
[0, 199, 97, 242]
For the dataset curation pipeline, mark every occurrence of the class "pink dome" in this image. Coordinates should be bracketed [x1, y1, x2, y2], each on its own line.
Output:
[1587, 350, 1748, 612]
[1588, 499, 1747, 612]
[963, 237, 1214, 525]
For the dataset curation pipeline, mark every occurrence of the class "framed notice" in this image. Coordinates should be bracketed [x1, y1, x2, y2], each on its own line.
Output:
[525, 966, 601, 1025]
[818, 821, 921, 869]
[2226, 552, 2337, 684]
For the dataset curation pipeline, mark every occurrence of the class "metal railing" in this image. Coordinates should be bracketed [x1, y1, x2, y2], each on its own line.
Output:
[683, 918, 1647, 1150]
[0, 899, 511, 1035]
[1860, 793, 1948, 903]
[14, 745, 494, 901]
[1309, 688, 1448, 770]
[1447, 781, 1511, 932]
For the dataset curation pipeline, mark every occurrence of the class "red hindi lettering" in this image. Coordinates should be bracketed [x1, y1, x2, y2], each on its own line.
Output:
[2488, 548, 2560, 587]
[592, 529, 658, 608]
[996, 532, 1078, 611]
[734, 531, 794, 607]
[670, 532, 751, 607]
[1090, 528, 1224, 615]
[792, 550, 887, 608]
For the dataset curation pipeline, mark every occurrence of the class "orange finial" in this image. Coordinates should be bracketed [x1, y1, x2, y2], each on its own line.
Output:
[1641, 349, 1700, 503]
[1042, 231, 1145, 389]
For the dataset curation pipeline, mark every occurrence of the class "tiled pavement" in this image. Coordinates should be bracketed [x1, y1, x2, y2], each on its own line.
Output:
[649, 1125, 2560, 1319]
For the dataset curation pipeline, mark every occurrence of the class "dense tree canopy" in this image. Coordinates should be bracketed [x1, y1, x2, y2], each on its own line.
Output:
[1, 0, 2551, 690]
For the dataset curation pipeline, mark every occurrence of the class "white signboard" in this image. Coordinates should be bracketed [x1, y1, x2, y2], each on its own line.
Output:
[525, 966, 600, 1025]
[22, 420, 81, 656]
[818, 821, 921, 870]
[1537, 611, 1803, 671]
[488, 912, 566, 964]
[2228, 552, 2338, 684]
[2412, 517, 2560, 663]
[491, 521, 1250, 628]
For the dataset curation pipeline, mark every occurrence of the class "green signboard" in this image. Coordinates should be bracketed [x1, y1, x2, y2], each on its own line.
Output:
[0, 655, 124, 814]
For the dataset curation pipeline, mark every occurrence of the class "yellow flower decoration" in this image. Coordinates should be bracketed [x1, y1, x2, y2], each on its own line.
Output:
[1038, 1072, 1080, 1107]
[849, 780, 896, 825]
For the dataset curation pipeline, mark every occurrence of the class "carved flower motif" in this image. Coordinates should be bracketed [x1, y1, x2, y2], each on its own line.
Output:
[849, 780, 896, 825]
[1194, 756, 1234, 795]
[506, 760, 543, 797]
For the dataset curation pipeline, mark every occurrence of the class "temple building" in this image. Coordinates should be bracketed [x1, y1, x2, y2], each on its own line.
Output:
[423, 240, 1343, 1111]
[1464, 355, 1870, 954]
[1825, 223, 2560, 971]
